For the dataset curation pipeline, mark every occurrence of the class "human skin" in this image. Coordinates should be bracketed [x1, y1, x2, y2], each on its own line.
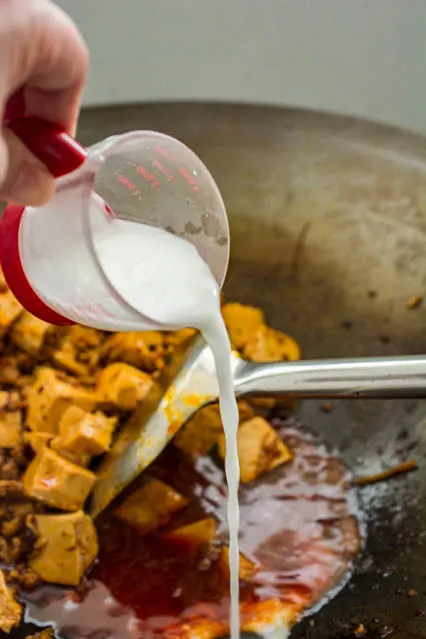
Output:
[0, 0, 88, 206]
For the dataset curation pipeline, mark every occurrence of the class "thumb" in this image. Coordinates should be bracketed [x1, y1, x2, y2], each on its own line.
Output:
[0, 126, 55, 206]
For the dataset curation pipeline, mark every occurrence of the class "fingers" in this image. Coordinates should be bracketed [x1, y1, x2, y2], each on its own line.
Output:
[0, 0, 89, 204]
[0, 127, 55, 206]
[5, 0, 89, 133]
[22, 1, 89, 134]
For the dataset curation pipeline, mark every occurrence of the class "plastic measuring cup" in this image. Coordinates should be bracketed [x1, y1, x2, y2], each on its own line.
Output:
[0, 118, 229, 331]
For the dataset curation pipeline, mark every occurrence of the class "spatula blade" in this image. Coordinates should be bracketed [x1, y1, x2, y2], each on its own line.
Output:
[89, 337, 220, 517]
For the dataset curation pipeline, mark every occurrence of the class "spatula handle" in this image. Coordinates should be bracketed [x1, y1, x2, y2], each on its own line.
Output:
[235, 355, 426, 399]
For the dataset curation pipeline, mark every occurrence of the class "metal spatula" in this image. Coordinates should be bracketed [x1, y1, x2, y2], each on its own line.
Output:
[89, 336, 426, 517]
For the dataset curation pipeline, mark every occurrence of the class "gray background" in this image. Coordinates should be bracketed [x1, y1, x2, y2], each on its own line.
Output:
[57, 0, 426, 134]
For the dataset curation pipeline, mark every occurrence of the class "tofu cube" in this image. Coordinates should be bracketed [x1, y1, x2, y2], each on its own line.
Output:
[237, 401, 255, 424]
[247, 397, 278, 411]
[174, 401, 255, 457]
[23, 447, 96, 511]
[243, 326, 301, 363]
[27, 629, 53, 639]
[24, 431, 52, 455]
[58, 406, 117, 455]
[98, 363, 153, 410]
[11, 312, 52, 357]
[222, 303, 265, 350]
[0, 290, 22, 337]
[165, 518, 217, 547]
[173, 405, 224, 456]
[26, 367, 99, 434]
[0, 569, 22, 632]
[101, 331, 165, 372]
[218, 417, 293, 483]
[50, 437, 92, 468]
[163, 328, 197, 348]
[0, 358, 20, 386]
[52, 347, 89, 378]
[115, 478, 188, 535]
[29, 511, 98, 586]
[66, 325, 103, 348]
[0, 392, 8, 410]
[0, 411, 22, 448]
[52, 326, 103, 377]
[219, 547, 257, 581]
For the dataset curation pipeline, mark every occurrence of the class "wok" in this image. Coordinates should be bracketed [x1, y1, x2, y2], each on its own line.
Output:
[16, 102, 426, 638]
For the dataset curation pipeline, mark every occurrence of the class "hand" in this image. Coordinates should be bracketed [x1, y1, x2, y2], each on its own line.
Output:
[0, 0, 88, 206]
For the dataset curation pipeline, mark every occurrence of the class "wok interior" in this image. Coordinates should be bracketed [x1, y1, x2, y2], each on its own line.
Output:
[29, 104, 426, 637]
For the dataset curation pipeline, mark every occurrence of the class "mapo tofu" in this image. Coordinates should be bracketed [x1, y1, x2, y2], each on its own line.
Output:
[165, 517, 217, 547]
[57, 406, 117, 456]
[0, 569, 22, 632]
[115, 478, 189, 535]
[0, 291, 22, 338]
[29, 511, 98, 586]
[174, 401, 255, 457]
[52, 325, 103, 378]
[11, 313, 52, 358]
[0, 411, 22, 449]
[23, 447, 96, 511]
[97, 362, 153, 410]
[218, 416, 293, 483]
[222, 302, 265, 350]
[243, 325, 301, 363]
[26, 367, 99, 434]
[0, 281, 330, 639]
[101, 330, 166, 372]
[219, 546, 257, 581]
[173, 404, 224, 457]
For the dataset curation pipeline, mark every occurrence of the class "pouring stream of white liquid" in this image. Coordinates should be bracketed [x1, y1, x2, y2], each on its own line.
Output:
[94, 219, 241, 638]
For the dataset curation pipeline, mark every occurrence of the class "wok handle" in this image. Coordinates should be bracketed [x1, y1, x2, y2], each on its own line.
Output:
[235, 355, 426, 399]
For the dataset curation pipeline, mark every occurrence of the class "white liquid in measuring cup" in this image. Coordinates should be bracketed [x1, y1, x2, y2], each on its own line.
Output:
[95, 219, 241, 638]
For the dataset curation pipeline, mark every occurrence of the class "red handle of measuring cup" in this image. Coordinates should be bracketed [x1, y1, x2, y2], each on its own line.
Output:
[0, 116, 88, 326]
[6, 116, 88, 178]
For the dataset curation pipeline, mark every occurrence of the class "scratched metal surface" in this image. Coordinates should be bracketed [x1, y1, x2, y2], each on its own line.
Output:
[13, 103, 426, 638]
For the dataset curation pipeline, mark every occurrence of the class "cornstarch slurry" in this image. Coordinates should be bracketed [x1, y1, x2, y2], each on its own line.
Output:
[95, 219, 241, 639]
